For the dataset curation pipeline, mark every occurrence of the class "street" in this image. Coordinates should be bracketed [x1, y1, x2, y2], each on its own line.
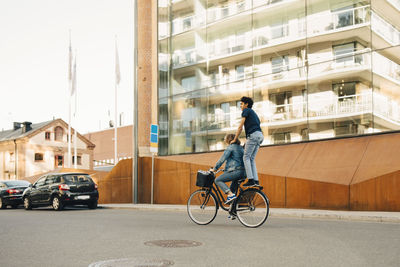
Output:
[0, 207, 399, 267]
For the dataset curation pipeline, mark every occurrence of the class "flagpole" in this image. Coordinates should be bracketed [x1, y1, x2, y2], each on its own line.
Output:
[114, 36, 120, 166]
[73, 50, 78, 169]
[68, 30, 72, 168]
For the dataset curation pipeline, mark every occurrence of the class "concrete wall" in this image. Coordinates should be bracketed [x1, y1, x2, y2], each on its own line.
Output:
[135, 132, 400, 211]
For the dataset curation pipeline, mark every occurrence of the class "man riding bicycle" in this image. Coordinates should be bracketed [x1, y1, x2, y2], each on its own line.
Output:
[210, 134, 246, 204]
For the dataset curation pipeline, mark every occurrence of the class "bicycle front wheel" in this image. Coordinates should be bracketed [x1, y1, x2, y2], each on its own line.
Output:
[236, 189, 269, 228]
[187, 189, 218, 225]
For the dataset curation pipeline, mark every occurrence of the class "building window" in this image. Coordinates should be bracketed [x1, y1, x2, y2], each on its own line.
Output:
[271, 55, 289, 74]
[333, 82, 356, 101]
[34, 153, 44, 161]
[72, 156, 82, 165]
[181, 76, 196, 92]
[54, 126, 63, 141]
[273, 132, 291, 144]
[45, 132, 51, 140]
[55, 155, 63, 167]
[235, 65, 245, 80]
[333, 43, 355, 65]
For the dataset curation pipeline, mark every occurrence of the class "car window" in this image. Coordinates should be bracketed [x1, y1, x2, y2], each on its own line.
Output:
[63, 174, 93, 184]
[35, 177, 46, 187]
[3, 181, 30, 187]
[45, 176, 54, 184]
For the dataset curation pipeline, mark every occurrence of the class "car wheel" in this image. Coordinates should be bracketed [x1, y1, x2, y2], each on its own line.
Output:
[0, 198, 6, 209]
[23, 197, 32, 210]
[88, 200, 98, 210]
[52, 196, 63, 211]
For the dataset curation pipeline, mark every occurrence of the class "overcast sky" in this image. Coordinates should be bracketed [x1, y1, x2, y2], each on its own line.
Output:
[0, 0, 134, 134]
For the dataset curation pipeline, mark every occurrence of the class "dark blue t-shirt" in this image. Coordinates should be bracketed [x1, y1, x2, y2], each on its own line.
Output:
[242, 108, 262, 138]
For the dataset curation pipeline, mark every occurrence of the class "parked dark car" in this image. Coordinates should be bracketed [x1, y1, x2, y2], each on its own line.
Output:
[0, 180, 32, 209]
[22, 173, 99, 211]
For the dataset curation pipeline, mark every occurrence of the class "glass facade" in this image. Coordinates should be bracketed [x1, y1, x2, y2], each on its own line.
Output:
[158, 0, 400, 155]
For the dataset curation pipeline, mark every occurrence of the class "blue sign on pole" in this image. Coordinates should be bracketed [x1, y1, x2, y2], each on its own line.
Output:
[150, 124, 158, 153]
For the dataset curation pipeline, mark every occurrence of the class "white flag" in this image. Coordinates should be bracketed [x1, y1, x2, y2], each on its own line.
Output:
[68, 38, 73, 82]
[115, 39, 121, 85]
[71, 55, 77, 96]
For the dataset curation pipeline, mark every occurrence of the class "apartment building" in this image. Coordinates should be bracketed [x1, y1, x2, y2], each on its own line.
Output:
[157, 0, 400, 155]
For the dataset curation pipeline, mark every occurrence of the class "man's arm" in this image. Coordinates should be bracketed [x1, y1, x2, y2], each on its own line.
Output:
[231, 117, 246, 144]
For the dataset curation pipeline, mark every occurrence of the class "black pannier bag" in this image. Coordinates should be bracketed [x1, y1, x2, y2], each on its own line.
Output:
[196, 170, 215, 188]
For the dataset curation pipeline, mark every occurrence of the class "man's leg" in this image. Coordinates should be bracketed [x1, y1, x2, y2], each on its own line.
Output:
[243, 136, 258, 180]
[251, 132, 264, 184]
[250, 144, 260, 182]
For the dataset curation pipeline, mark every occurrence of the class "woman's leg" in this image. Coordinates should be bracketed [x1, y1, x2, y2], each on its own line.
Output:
[215, 172, 232, 194]
[215, 170, 243, 194]
[229, 170, 245, 194]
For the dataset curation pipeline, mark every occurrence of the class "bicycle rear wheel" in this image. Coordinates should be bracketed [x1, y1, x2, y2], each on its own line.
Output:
[187, 189, 218, 225]
[235, 189, 269, 228]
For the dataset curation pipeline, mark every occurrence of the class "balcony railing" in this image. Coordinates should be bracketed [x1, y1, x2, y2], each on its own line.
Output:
[170, 90, 400, 134]
[307, 6, 369, 36]
[371, 12, 400, 45]
[172, 15, 203, 35]
[207, 0, 252, 23]
[372, 52, 400, 83]
[172, 48, 198, 67]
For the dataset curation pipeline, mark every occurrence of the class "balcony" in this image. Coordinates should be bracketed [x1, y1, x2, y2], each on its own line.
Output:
[172, 48, 198, 68]
[170, 89, 400, 137]
[371, 12, 400, 46]
[172, 15, 203, 35]
[372, 52, 400, 84]
[307, 6, 369, 37]
[207, 0, 252, 24]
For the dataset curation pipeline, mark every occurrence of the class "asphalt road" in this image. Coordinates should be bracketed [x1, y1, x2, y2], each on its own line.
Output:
[0, 207, 399, 267]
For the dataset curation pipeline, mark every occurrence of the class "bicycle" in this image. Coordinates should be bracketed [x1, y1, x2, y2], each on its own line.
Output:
[187, 169, 270, 228]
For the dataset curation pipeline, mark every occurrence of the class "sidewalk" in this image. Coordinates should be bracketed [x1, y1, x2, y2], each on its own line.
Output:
[100, 203, 400, 223]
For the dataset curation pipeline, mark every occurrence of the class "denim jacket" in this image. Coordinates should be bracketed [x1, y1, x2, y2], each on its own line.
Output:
[214, 144, 245, 172]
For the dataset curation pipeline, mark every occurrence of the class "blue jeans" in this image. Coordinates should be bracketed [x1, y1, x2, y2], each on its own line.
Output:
[215, 169, 245, 194]
[243, 131, 264, 181]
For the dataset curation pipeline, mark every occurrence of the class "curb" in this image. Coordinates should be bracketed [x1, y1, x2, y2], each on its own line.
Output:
[99, 204, 400, 223]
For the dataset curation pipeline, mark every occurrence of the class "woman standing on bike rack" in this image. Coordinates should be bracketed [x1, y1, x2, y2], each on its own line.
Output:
[210, 134, 245, 204]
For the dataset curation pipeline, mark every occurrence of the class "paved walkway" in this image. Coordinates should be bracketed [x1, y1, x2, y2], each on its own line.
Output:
[100, 203, 400, 223]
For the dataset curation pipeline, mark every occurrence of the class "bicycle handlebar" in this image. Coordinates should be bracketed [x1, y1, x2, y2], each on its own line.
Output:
[210, 169, 223, 174]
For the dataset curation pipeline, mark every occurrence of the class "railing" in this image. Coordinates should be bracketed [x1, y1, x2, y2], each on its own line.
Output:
[208, 31, 252, 58]
[307, 6, 369, 36]
[172, 15, 200, 35]
[328, 49, 370, 70]
[372, 52, 400, 83]
[169, 91, 400, 134]
[371, 12, 400, 45]
[374, 92, 400, 122]
[207, 0, 252, 23]
[172, 48, 197, 67]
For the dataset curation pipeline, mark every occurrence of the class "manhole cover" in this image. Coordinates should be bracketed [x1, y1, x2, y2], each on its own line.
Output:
[88, 258, 174, 267]
[144, 240, 202, 248]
